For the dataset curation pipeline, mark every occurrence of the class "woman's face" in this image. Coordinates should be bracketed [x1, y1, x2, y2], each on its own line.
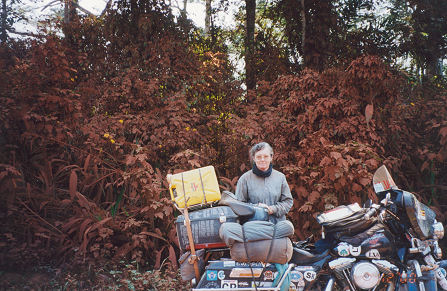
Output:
[253, 147, 272, 171]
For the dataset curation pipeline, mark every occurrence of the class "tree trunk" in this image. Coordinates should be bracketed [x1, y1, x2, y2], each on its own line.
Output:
[1, 0, 6, 43]
[180, 0, 187, 19]
[301, 0, 332, 71]
[64, 0, 70, 24]
[245, 0, 256, 92]
[300, 0, 306, 66]
[205, 0, 211, 37]
[426, 58, 442, 79]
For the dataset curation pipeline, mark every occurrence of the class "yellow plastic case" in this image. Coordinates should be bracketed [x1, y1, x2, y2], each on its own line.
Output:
[169, 166, 221, 209]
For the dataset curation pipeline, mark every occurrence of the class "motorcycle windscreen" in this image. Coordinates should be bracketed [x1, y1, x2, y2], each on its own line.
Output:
[372, 165, 398, 193]
[403, 191, 436, 239]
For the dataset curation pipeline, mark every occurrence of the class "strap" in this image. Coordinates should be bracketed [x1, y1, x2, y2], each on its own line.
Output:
[184, 207, 200, 281]
[181, 172, 200, 281]
[255, 224, 276, 289]
[181, 173, 186, 208]
[265, 224, 277, 264]
[241, 224, 258, 291]
[198, 168, 208, 205]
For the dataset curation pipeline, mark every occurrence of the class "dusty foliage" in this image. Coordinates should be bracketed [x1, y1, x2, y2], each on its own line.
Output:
[1, 7, 446, 288]
[0, 260, 189, 290]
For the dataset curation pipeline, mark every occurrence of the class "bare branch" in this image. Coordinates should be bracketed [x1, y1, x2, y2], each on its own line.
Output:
[41, 0, 60, 12]
[71, 1, 95, 17]
[51, 0, 96, 17]
[7, 27, 44, 38]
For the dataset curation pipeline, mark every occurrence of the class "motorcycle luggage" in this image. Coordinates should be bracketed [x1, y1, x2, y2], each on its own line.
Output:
[169, 166, 221, 209]
[176, 206, 239, 251]
[194, 260, 280, 289]
[316, 203, 376, 239]
[338, 222, 387, 245]
[219, 220, 294, 247]
[230, 237, 293, 264]
[316, 203, 362, 225]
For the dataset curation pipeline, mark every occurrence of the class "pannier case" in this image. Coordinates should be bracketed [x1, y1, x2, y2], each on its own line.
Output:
[195, 260, 279, 289]
[316, 203, 376, 239]
[176, 206, 238, 251]
[169, 166, 221, 209]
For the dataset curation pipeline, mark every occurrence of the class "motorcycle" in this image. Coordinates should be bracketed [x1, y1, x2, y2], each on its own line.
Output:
[312, 165, 447, 291]
[189, 165, 446, 290]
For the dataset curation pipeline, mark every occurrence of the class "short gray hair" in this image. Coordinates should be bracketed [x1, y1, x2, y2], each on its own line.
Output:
[249, 142, 273, 161]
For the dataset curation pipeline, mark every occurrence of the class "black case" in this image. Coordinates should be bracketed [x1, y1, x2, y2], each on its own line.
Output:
[176, 206, 239, 251]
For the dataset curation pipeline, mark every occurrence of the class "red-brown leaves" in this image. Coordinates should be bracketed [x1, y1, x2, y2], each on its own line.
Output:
[69, 170, 78, 199]
[365, 104, 374, 125]
[1, 21, 447, 272]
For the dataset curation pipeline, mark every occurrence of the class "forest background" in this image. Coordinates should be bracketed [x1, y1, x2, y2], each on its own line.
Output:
[1, 0, 447, 289]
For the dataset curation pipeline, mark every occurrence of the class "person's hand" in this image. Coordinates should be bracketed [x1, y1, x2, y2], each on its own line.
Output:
[258, 203, 274, 215]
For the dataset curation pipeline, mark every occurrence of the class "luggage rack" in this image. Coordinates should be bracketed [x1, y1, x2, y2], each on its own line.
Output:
[191, 263, 294, 291]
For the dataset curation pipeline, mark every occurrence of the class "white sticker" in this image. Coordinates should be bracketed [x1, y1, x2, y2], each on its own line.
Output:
[218, 270, 225, 280]
[263, 270, 274, 280]
[350, 246, 361, 256]
[373, 183, 385, 193]
[366, 249, 381, 259]
[223, 261, 235, 267]
[221, 280, 238, 288]
[304, 271, 317, 282]
[338, 244, 350, 257]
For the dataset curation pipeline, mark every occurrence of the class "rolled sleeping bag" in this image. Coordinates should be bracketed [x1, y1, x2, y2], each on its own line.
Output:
[219, 220, 294, 247]
[230, 237, 293, 264]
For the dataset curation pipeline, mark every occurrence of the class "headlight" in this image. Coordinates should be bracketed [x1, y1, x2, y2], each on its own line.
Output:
[351, 262, 381, 290]
[433, 222, 444, 239]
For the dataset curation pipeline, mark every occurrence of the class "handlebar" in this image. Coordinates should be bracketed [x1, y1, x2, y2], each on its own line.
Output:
[364, 205, 379, 220]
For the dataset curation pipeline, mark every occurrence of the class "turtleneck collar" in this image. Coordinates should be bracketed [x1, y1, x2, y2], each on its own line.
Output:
[252, 163, 273, 177]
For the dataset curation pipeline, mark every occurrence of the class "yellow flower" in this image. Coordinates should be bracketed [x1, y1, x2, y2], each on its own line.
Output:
[159, 145, 162, 148]
[70, 78, 75, 82]
[110, 139, 115, 144]
[119, 119, 124, 124]
[410, 102, 415, 106]
[104, 133, 110, 138]
[185, 127, 190, 131]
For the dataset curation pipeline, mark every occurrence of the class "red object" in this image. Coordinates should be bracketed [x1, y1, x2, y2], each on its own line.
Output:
[185, 242, 227, 250]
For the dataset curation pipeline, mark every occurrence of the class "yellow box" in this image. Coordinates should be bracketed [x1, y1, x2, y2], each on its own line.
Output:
[169, 166, 221, 209]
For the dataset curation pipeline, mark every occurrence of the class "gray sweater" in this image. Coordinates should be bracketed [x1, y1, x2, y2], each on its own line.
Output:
[235, 169, 293, 221]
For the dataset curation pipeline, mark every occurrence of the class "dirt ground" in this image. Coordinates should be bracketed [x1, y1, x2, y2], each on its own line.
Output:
[0, 262, 190, 290]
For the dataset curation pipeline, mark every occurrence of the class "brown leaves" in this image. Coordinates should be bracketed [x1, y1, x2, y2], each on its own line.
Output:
[69, 170, 77, 199]
[365, 104, 374, 125]
[2, 27, 447, 274]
